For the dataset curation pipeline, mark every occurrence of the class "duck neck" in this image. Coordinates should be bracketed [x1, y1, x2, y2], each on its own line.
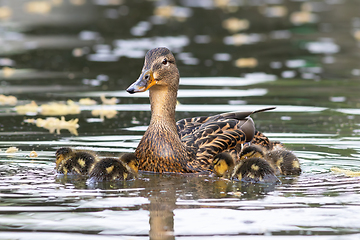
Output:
[149, 85, 178, 131]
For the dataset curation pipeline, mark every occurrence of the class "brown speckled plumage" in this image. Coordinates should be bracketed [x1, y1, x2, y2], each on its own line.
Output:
[127, 47, 274, 173]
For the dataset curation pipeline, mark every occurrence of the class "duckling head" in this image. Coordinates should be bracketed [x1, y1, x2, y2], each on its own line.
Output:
[126, 47, 179, 94]
[120, 153, 139, 173]
[240, 145, 265, 160]
[212, 152, 235, 177]
[55, 147, 73, 170]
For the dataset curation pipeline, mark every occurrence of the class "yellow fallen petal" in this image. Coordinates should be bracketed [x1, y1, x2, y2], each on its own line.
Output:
[6, 147, 18, 153]
[100, 95, 118, 105]
[15, 101, 38, 114]
[29, 151, 38, 158]
[331, 167, 360, 177]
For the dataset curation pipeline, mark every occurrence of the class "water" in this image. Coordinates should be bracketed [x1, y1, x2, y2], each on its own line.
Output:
[1, 0, 360, 239]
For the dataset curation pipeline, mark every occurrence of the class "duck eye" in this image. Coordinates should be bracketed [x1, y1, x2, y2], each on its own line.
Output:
[162, 58, 168, 65]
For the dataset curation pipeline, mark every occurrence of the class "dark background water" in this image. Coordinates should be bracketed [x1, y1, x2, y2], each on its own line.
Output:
[1, 0, 360, 239]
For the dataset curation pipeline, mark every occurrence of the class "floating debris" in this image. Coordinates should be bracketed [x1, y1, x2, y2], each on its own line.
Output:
[1, 67, 15, 78]
[153, 6, 192, 22]
[290, 11, 317, 25]
[15, 101, 38, 114]
[224, 33, 263, 46]
[25, 1, 52, 14]
[0, 94, 17, 105]
[262, 6, 288, 18]
[0, 6, 12, 20]
[29, 151, 38, 158]
[91, 109, 118, 120]
[331, 167, 360, 177]
[5, 147, 18, 153]
[222, 18, 249, 33]
[235, 58, 258, 68]
[40, 100, 80, 115]
[79, 98, 97, 105]
[25, 117, 79, 135]
[100, 95, 118, 105]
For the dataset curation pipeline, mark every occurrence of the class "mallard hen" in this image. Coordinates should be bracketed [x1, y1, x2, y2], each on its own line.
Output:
[126, 47, 275, 173]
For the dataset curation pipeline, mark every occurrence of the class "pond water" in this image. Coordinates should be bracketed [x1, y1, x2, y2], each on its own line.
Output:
[1, 0, 360, 239]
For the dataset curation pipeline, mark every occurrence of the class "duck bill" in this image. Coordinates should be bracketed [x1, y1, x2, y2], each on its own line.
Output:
[126, 69, 156, 94]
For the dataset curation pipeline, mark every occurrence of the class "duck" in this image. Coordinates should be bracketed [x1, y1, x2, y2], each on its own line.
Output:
[126, 47, 276, 173]
[89, 153, 138, 181]
[55, 147, 97, 175]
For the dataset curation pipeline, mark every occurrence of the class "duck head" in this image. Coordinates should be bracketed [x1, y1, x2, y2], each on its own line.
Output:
[126, 47, 179, 94]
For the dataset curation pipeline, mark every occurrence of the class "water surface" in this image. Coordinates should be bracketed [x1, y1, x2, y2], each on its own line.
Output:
[1, 0, 360, 239]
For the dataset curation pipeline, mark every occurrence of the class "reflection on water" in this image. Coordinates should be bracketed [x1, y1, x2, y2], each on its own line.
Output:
[1, 0, 360, 239]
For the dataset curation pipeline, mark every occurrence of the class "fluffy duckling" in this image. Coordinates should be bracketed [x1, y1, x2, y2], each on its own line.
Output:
[212, 152, 235, 177]
[55, 147, 97, 175]
[89, 153, 138, 181]
[212, 148, 279, 183]
[266, 149, 301, 175]
[240, 144, 302, 176]
[228, 144, 278, 183]
[232, 157, 280, 183]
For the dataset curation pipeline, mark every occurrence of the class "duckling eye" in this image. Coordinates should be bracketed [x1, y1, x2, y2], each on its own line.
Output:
[162, 58, 168, 65]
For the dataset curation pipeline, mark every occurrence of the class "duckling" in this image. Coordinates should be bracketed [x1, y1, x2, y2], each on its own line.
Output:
[231, 157, 280, 183]
[266, 149, 301, 175]
[126, 46, 276, 173]
[212, 148, 279, 183]
[89, 153, 138, 181]
[240, 144, 301, 176]
[55, 147, 97, 175]
[212, 152, 235, 177]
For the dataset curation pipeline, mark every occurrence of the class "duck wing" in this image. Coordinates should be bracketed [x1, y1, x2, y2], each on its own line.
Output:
[177, 107, 275, 170]
[176, 107, 275, 140]
[182, 118, 253, 170]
